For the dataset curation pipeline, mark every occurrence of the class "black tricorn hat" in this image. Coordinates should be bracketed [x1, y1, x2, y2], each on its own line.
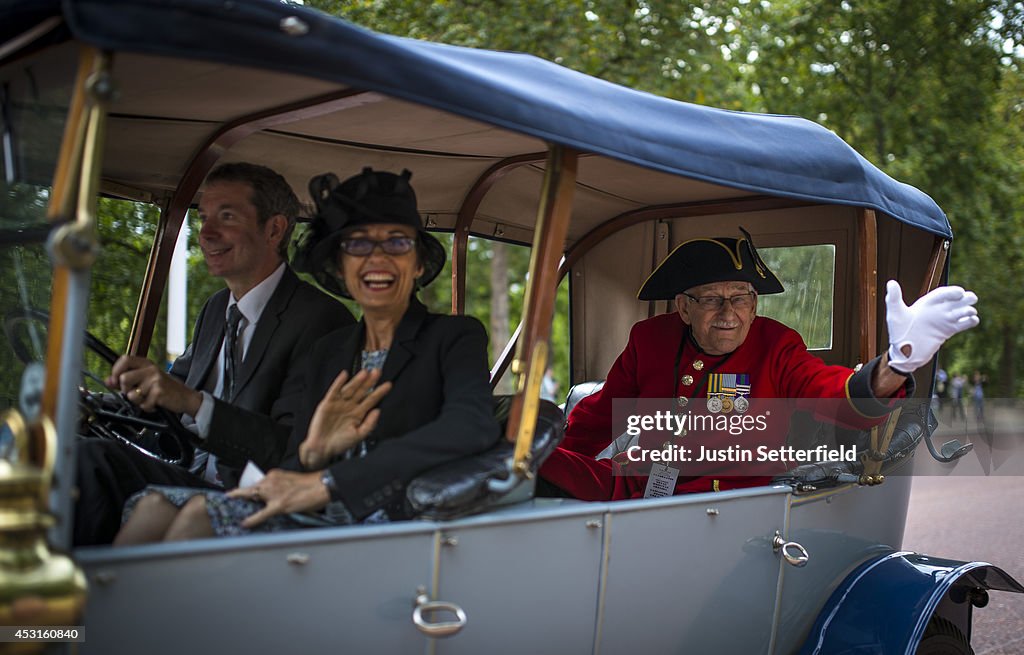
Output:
[637, 229, 784, 300]
[292, 167, 446, 299]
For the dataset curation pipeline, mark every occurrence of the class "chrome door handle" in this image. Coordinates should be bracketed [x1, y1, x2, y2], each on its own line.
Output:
[773, 530, 810, 567]
[412, 586, 467, 637]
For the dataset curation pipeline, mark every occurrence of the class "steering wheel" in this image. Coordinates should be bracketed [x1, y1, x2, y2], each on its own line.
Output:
[3, 308, 196, 468]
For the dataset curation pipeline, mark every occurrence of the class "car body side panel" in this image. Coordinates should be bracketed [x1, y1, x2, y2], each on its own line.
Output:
[77, 524, 437, 655]
[597, 488, 789, 654]
[434, 510, 605, 655]
[773, 474, 913, 654]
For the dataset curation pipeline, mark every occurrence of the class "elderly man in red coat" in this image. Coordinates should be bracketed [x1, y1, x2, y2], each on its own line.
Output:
[539, 232, 979, 500]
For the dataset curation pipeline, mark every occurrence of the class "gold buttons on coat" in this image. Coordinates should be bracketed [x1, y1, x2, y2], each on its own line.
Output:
[681, 375, 694, 386]
[693, 360, 704, 371]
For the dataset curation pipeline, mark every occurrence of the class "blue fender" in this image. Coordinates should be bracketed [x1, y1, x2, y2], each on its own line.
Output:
[800, 551, 1024, 655]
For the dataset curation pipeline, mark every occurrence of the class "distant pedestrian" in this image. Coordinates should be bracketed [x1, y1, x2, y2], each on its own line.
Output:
[972, 371, 986, 426]
[949, 372, 966, 422]
[932, 367, 948, 415]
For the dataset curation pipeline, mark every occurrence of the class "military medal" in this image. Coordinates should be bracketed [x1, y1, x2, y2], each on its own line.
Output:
[708, 373, 751, 415]
[707, 373, 731, 413]
[735, 374, 751, 413]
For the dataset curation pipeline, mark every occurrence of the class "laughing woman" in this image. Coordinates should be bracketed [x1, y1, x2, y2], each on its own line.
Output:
[114, 168, 500, 542]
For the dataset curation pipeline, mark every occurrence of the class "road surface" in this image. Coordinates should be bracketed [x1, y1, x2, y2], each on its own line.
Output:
[904, 475, 1024, 655]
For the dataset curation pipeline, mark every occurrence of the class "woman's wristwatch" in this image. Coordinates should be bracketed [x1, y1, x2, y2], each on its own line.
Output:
[320, 469, 339, 499]
[319, 470, 355, 523]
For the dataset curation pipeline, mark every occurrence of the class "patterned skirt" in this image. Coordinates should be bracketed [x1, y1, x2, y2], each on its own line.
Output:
[122, 486, 353, 538]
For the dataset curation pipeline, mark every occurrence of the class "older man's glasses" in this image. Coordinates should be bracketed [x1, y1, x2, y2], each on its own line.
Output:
[682, 291, 756, 311]
[339, 236, 416, 256]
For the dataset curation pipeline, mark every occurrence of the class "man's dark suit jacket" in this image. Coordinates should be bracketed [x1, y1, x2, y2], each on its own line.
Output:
[74, 266, 354, 545]
[282, 299, 500, 521]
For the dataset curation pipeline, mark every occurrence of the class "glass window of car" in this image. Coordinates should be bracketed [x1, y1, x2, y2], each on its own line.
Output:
[757, 244, 836, 350]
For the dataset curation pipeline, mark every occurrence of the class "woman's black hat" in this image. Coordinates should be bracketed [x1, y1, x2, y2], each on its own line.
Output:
[293, 167, 446, 299]
[637, 228, 784, 300]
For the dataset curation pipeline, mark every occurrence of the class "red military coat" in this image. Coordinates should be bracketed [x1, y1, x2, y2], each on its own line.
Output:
[540, 313, 908, 500]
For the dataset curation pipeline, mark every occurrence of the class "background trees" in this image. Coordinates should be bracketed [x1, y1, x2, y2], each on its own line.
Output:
[737, 0, 1024, 392]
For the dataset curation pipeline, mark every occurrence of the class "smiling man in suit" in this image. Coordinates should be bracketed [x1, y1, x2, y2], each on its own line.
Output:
[74, 162, 355, 545]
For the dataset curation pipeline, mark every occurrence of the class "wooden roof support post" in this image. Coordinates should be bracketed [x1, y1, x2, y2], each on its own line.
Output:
[40, 47, 97, 420]
[858, 208, 878, 362]
[450, 218, 469, 315]
[42, 47, 112, 543]
[920, 236, 949, 295]
[504, 146, 577, 479]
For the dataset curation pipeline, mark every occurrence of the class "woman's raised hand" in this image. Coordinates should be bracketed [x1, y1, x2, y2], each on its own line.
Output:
[299, 368, 393, 470]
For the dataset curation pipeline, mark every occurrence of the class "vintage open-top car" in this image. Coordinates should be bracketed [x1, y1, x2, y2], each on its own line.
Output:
[1, 0, 1021, 653]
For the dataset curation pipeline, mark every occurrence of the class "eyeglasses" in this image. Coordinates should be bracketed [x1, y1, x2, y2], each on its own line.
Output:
[682, 291, 756, 311]
[339, 236, 416, 256]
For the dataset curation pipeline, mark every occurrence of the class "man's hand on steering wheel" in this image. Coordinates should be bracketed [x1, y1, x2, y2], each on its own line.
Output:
[106, 356, 203, 417]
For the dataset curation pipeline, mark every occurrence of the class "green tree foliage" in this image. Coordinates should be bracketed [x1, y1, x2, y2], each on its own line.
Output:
[89, 199, 161, 355]
[727, 0, 1023, 392]
[302, 0, 748, 106]
[941, 66, 1024, 391]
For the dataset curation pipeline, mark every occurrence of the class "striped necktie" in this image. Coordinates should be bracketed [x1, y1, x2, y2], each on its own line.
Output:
[223, 304, 244, 400]
[189, 304, 244, 480]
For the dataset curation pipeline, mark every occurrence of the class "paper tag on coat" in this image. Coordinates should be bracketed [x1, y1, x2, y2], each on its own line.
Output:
[643, 463, 679, 498]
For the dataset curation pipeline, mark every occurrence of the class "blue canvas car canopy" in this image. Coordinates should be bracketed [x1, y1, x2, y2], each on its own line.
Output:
[0, 0, 951, 239]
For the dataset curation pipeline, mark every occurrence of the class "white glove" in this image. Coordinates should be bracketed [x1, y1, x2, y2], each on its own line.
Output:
[885, 280, 979, 374]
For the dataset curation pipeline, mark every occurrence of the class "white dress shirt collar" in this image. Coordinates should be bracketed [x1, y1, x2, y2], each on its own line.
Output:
[229, 262, 286, 326]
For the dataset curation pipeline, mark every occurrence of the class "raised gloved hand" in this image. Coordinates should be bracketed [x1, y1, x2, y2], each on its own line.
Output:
[885, 280, 979, 374]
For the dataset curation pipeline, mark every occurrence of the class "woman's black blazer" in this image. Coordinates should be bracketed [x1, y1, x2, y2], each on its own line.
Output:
[282, 299, 500, 520]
